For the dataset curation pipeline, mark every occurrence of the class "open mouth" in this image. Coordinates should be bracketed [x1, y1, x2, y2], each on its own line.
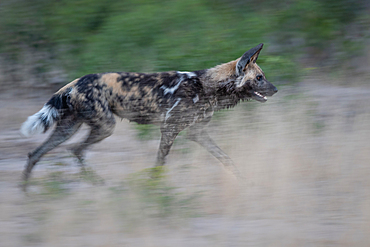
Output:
[253, 91, 267, 101]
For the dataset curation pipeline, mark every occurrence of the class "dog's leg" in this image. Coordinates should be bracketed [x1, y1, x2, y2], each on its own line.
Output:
[70, 114, 116, 164]
[155, 124, 184, 166]
[23, 115, 82, 182]
[187, 118, 243, 178]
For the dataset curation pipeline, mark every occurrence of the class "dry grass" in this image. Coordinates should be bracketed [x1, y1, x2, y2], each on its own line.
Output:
[1, 79, 370, 246]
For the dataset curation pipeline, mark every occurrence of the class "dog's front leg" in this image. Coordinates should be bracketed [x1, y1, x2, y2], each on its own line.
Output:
[187, 120, 243, 179]
[156, 124, 182, 166]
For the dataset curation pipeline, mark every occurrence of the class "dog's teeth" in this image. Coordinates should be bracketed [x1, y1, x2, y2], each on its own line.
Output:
[254, 91, 267, 100]
[255, 92, 263, 97]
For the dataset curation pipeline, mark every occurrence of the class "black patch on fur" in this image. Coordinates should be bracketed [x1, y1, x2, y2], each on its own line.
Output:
[214, 80, 253, 110]
[46, 90, 71, 112]
[236, 43, 263, 75]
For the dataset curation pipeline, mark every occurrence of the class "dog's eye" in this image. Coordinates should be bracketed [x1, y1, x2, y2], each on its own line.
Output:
[256, 75, 262, 81]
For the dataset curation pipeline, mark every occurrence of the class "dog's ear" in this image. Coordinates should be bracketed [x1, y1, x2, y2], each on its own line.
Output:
[236, 43, 263, 75]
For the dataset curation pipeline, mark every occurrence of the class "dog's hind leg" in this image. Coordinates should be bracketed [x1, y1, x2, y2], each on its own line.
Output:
[187, 118, 243, 179]
[70, 114, 116, 164]
[23, 115, 82, 182]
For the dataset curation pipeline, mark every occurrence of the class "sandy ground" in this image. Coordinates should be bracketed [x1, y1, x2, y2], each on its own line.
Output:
[1, 78, 370, 247]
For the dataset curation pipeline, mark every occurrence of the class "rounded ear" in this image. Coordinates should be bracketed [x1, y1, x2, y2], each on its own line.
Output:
[236, 43, 263, 75]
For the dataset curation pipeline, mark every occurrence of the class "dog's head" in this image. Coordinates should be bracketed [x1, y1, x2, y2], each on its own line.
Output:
[235, 44, 278, 102]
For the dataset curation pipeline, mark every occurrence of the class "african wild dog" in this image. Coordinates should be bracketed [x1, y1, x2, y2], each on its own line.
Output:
[21, 43, 277, 181]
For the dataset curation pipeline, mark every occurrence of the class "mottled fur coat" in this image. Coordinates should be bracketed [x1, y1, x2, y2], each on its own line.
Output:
[21, 43, 278, 182]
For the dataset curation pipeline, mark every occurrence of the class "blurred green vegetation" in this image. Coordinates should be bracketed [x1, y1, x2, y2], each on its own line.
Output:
[134, 123, 160, 140]
[0, 0, 369, 85]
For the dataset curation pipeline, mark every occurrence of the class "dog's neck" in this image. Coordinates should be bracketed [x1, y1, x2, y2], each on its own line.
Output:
[198, 59, 246, 110]
[205, 59, 238, 82]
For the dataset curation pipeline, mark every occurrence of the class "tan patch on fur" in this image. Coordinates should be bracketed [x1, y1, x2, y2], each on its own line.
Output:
[143, 86, 152, 95]
[126, 85, 140, 99]
[156, 75, 163, 84]
[206, 59, 238, 82]
[56, 78, 79, 94]
[101, 73, 120, 83]
[101, 73, 124, 95]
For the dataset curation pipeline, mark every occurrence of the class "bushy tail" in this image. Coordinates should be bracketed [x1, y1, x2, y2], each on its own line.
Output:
[20, 93, 70, 137]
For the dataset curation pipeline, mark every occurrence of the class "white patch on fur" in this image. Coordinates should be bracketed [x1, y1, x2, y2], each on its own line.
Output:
[20, 105, 59, 137]
[193, 94, 199, 103]
[161, 72, 198, 95]
[165, 98, 181, 121]
[177, 71, 196, 77]
[161, 72, 197, 95]
[236, 69, 255, 88]
[161, 77, 184, 95]
[68, 87, 74, 95]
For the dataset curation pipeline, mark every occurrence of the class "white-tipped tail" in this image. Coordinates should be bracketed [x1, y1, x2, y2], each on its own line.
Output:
[20, 105, 59, 137]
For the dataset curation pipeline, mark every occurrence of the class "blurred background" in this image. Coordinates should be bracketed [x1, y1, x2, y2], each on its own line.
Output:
[1, 0, 370, 246]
